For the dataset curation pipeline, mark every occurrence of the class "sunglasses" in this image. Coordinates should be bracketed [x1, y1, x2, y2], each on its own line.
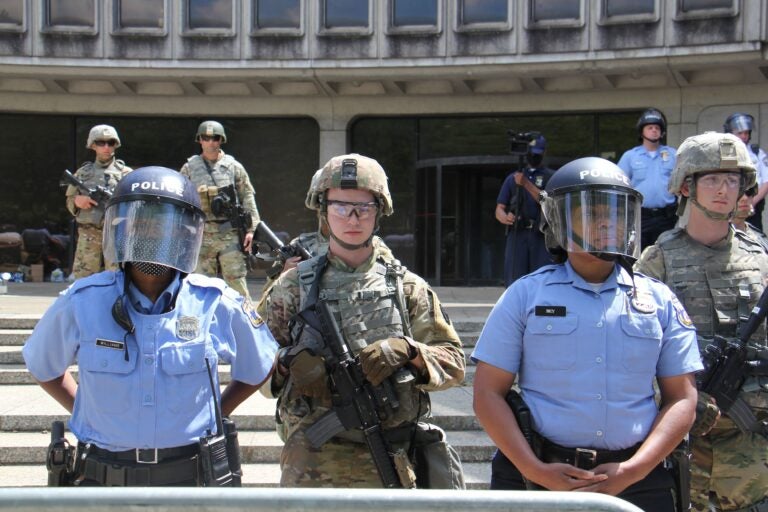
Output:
[199, 135, 222, 142]
[94, 140, 118, 147]
[326, 200, 379, 220]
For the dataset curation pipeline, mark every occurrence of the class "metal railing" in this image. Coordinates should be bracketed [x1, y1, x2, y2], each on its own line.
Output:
[0, 488, 642, 512]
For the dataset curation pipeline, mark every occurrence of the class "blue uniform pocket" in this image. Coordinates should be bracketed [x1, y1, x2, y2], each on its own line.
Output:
[524, 314, 578, 370]
[620, 315, 662, 373]
[79, 341, 138, 413]
[159, 342, 213, 413]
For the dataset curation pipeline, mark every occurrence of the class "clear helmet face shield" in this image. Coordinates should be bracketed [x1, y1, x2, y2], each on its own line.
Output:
[103, 199, 205, 274]
[728, 114, 753, 133]
[544, 188, 642, 260]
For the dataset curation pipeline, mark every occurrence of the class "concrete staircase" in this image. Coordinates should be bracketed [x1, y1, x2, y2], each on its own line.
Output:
[0, 290, 497, 488]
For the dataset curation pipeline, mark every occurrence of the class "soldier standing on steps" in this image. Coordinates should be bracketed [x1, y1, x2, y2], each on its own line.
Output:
[23, 166, 277, 487]
[473, 157, 701, 511]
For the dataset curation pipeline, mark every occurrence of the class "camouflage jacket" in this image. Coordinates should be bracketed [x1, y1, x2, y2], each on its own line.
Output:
[65, 158, 132, 226]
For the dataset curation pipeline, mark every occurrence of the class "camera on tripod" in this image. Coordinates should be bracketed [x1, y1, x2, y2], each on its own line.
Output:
[507, 130, 541, 156]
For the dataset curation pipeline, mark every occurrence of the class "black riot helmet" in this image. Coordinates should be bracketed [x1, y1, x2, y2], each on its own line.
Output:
[636, 108, 667, 142]
[540, 157, 642, 263]
[723, 113, 754, 136]
[103, 166, 206, 274]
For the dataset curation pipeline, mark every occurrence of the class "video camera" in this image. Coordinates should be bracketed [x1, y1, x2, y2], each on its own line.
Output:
[507, 131, 541, 156]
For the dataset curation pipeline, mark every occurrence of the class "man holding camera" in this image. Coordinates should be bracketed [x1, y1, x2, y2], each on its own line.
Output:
[180, 120, 260, 299]
[495, 132, 555, 287]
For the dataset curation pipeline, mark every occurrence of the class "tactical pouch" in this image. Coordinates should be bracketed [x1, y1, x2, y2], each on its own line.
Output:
[411, 422, 465, 489]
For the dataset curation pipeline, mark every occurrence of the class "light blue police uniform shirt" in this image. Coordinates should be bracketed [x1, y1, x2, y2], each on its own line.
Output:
[617, 145, 677, 209]
[22, 270, 278, 452]
[471, 261, 701, 451]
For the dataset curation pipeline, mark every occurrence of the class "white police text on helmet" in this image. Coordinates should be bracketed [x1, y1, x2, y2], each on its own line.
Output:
[130, 180, 184, 197]
[579, 168, 630, 186]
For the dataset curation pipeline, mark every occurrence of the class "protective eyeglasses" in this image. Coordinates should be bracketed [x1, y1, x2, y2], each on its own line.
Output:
[199, 135, 222, 142]
[94, 140, 118, 147]
[696, 173, 742, 191]
[326, 200, 379, 220]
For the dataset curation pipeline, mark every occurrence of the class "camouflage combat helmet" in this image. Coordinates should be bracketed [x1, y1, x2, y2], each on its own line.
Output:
[86, 124, 121, 148]
[305, 154, 394, 216]
[195, 120, 227, 144]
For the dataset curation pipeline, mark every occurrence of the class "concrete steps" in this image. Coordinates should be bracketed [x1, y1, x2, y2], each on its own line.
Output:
[0, 286, 498, 489]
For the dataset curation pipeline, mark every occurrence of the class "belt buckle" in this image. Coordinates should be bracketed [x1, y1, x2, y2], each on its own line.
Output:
[574, 448, 598, 469]
[136, 448, 158, 464]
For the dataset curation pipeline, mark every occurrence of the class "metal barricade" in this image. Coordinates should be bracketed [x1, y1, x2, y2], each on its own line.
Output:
[0, 487, 642, 512]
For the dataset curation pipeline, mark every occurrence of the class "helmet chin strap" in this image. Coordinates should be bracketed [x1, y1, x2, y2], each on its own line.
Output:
[642, 135, 661, 144]
[689, 197, 735, 221]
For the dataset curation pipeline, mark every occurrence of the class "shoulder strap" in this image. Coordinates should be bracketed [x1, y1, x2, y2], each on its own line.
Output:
[385, 261, 412, 338]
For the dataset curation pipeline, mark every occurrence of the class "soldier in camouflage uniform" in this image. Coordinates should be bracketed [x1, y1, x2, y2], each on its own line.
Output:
[733, 186, 768, 253]
[65, 124, 133, 279]
[262, 153, 466, 488]
[180, 120, 260, 299]
[635, 132, 768, 511]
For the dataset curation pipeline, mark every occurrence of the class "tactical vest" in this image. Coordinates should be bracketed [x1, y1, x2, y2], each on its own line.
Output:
[657, 228, 768, 411]
[72, 160, 127, 226]
[279, 253, 428, 440]
[185, 154, 237, 221]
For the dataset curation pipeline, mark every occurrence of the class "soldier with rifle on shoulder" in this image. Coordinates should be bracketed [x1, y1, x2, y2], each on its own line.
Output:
[180, 120, 260, 299]
[262, 154, 466, 488]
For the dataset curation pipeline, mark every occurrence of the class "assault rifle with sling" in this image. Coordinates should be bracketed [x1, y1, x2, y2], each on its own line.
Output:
[300, 298, 408, 488]
[60, 169, 113, 205]
[697, 286, 768, 438]
[210, 184, 255, 269]
[253, 221, 312, 277]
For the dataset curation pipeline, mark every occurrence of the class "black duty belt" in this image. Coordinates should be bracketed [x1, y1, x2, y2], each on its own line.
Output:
[540, 439, 641, 470]
[641, 205, 676, 218]
[516, 219, 536, 230]
[79, 443, 200, 486]
[82, 442, 199, 464]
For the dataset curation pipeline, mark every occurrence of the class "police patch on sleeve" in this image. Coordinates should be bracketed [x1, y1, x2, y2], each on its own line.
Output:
[177, 316, 200, 340]
[672, 297, 693, 327]
[242, 298, 264, 328]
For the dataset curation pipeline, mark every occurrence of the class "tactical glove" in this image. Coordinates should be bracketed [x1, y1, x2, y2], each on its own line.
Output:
[359, 337, 417, 386]
[691, 392, 721, 437]
[282, 348, 328, 397]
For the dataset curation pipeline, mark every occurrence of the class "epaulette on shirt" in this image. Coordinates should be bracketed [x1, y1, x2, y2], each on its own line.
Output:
[65, 270, 117, 296]
[186, 273, 228, 294]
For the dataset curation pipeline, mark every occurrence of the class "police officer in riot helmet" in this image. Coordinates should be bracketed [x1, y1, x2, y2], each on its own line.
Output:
[474, 157, 700, 511]
[23, 166, 277, 487]
[618, 109, 678, 250]
[723, 113, 768, 231]
[495, 132, 555, 287]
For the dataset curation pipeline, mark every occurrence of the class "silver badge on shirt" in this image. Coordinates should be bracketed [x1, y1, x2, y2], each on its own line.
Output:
[177, 316, 200, 340]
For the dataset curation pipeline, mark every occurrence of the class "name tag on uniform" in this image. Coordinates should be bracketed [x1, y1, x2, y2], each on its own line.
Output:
[535, 306, 566, 317]
[96, 338, 124, 350]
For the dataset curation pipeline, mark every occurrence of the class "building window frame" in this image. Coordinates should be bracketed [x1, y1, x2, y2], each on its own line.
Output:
[597, 0, 659, 26]
[250, 0, 304, 37]
[673, 0, 738, 21]
[455, 0, 512, 33]
[524, 0, 585, 30]
[181, 0, 237, 38]
[0, 0, 26, 33]
[385, 0, 441, 36]
[41, 0, 98, 35]
[111, 0, 167, 37]
[318, 0, 373, 37]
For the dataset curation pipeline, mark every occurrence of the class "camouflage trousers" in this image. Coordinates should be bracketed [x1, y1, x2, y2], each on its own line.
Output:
[690, 416, 768, 511]
[72, 224, 115, 279]
[195, 224, 250, 299]
[280, 429, 389, 488]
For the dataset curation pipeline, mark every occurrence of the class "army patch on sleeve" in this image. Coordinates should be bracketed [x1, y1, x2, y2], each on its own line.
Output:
[672, 297, 693, 327]
[242, 298, 264, 328]
[177, 316, 200, 340]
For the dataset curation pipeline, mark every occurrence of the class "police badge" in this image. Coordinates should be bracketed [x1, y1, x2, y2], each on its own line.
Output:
[177, 316, 200, 340]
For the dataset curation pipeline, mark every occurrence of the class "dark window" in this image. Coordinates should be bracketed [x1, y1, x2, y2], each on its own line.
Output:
[605, 0, 654, 17]
[324, 0, 368, 28]
[0, 0, 22, 25]
[531, 0, 579, 21]
[47, 0, 94, 27]
[188, 0, 232, 29]
[680, 0, 731, 11]
[393, 0, 437, 26]
[460, 0, 507, 24]
[118, 0, 164, 29]
[255, 0, 300, 29]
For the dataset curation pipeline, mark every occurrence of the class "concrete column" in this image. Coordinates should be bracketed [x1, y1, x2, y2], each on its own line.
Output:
[318, 129, 348, 166]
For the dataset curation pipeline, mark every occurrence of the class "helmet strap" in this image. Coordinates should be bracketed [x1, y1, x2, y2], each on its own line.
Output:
[688, 178, 736, 222]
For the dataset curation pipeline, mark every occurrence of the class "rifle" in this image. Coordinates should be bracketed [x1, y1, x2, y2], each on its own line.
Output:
[254, 221, 312, 265]
[213, 184, 254, 269]
[697, 286, 768, 438]
[46, 420, 74, 487]
[301, 298, 407, 488]
[60, 170, 113, 205]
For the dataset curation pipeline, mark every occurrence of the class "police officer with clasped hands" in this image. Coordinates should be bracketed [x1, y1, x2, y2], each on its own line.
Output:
[24, 166, 278, 486]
